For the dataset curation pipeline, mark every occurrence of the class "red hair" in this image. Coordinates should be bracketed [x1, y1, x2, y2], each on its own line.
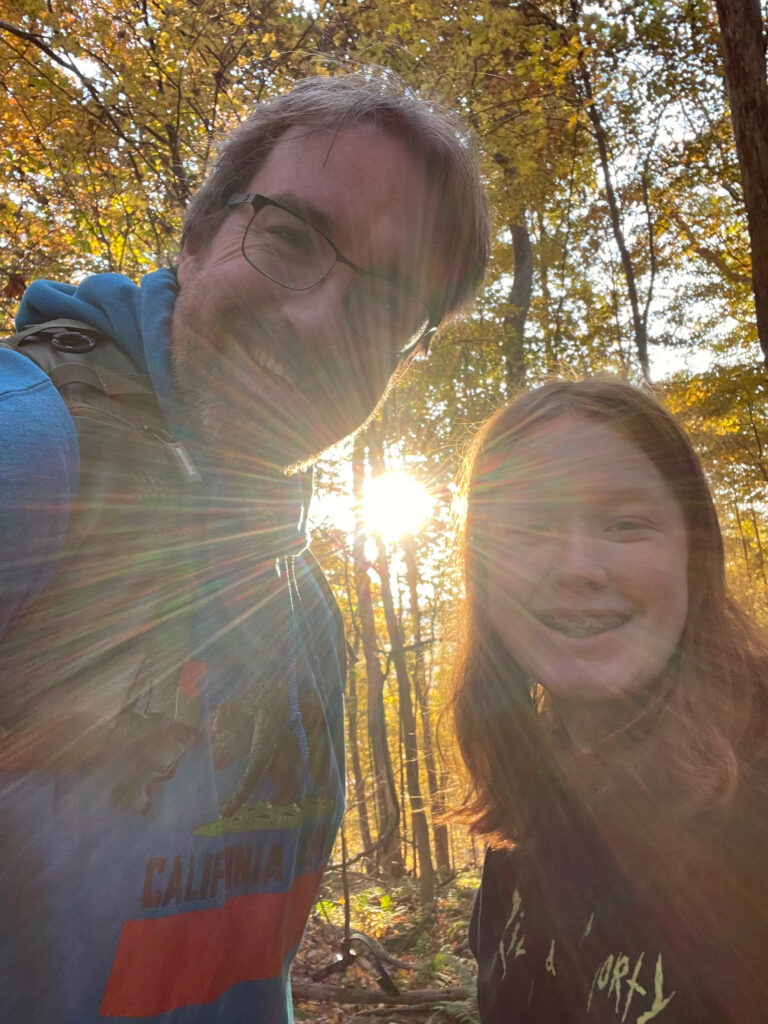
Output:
[451, 378, 768, 845]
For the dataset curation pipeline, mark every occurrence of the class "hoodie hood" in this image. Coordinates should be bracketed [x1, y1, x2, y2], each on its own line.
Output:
[16, 270, 310, 556]
[17, 269, 182, 436]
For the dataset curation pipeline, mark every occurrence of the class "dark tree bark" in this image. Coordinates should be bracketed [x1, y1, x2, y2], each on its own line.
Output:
[346, 656, 373, 857]
[338, 544, 373, 856]
[518, 0, 653, 378]
[578, 63, 651, 379]
[734, 503, 752, 571]
[368, 429, 435, 905]
[402, 535, 451, 877]
[714, 0, 768, 367]
[351, 434, 403, 876]
[504, 218, 534, 393]
[749, 503, 767, 586]
[292, 983, 470, 1005]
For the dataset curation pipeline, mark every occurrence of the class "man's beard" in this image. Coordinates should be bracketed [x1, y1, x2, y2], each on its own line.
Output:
[171, 338, 233, 452]
[169, 293, 336, 471]
[170, 290, 289, 464]
[169, 285, 397, 472]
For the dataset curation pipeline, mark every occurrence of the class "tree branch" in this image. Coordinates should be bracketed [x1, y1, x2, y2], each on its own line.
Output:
[292, 983, 470, 1005]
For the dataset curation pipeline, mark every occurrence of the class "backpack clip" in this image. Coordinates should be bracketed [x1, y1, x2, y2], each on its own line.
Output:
[49, 329, 98, 353]
[18, 327, 99, 353]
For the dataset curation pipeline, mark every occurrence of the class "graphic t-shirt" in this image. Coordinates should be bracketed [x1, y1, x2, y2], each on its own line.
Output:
[469, 781, 768, 1024]
[0, 543, 345, 1023]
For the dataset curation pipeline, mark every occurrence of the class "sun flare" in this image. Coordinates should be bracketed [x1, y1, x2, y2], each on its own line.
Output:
[362, 471, 433, 542]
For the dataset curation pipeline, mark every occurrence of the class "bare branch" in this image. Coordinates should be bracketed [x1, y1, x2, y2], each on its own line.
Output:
[292, 983, 471, 1005]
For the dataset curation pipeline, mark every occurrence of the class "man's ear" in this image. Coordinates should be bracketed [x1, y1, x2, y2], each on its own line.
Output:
[399, 333, 433, 371]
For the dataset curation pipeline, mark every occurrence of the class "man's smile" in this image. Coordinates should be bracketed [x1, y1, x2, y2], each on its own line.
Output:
[250, 345, 299, 389]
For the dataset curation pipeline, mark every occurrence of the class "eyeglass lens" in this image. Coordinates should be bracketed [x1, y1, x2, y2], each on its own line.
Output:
[243, 205, 431, 354]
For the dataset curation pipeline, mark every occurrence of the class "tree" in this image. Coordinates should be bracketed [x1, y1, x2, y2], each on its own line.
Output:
[714, 0, 768, 366]
[403, 534, 451, 877]
[7, 0, 768, 907]
[368, 425, 435, 904]
[351, 434, 404, 875]
[0, 0, 318, 318]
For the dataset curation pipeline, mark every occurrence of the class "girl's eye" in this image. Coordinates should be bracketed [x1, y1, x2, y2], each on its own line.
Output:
[607, 517, 650, 535]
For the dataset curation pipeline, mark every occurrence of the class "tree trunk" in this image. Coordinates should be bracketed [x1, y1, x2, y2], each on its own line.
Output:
[351, 434, 403, 875]
[714, 0, 768, 367]
[519, 0, 652, 377]
[574, 54, 650, 378]
[734, 502, 751, 571]
[749, 502, 767, 587]
[504, 217, 533, 393]
[346, 654, 373, 857]
[368, 428, 435, 905]
[339, 544, 373, 856]
[402, 534, 451, 877]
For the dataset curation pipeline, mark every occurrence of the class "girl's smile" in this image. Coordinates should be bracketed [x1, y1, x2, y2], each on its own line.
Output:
[483, 413, 689, 704]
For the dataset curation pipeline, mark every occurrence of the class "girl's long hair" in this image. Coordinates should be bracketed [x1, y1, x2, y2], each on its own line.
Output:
[451, 378, 768, 846]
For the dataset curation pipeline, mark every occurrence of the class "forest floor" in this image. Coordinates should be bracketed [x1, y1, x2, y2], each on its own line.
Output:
[292, 867, 481, 1024]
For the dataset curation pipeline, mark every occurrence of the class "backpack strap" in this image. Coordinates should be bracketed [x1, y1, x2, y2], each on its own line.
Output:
[1, 318, 202, 808]
[3, 319, 200, 485]
[6, 317, 108, 349]
[3, 318, 155, 399]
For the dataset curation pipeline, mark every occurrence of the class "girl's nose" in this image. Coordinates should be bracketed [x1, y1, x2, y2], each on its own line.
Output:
[549, 527, 608, 591]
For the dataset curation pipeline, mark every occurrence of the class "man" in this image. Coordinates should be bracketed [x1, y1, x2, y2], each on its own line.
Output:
[0, 74, 490, 1022]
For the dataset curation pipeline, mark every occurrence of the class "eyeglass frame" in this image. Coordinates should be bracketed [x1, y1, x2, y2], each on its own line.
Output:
[226, 192, 440, 360]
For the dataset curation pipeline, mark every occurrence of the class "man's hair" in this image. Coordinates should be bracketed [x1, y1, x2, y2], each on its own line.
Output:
[181, 72, 491, 325]
[450, 377, 768, 845]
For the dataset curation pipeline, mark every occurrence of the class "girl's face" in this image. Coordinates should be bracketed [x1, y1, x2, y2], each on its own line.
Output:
[482, 414, 689, 702]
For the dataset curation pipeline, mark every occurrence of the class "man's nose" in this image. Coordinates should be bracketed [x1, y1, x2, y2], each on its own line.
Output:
[277, 266, 354, 351]
[549, 526, 608, 590]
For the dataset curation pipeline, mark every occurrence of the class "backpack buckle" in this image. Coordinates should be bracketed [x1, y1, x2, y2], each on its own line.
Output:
[19, 327, 99, 353]
[49, 329, 98, 353]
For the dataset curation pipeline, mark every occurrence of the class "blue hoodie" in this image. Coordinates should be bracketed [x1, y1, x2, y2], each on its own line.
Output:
[0, 272, 345, 1023]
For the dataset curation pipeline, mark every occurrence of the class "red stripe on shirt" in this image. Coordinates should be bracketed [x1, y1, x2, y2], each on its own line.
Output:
[99, 867, 324, 1016]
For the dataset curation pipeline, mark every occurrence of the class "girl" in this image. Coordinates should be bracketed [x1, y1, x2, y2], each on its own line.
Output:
[452, 378, 768, 1024]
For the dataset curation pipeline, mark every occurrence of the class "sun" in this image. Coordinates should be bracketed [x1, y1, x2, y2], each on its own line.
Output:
[362, 471, 433, 542]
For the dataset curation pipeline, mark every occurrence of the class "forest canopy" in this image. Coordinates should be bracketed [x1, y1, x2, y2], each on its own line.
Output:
[2, 0, 768, 928]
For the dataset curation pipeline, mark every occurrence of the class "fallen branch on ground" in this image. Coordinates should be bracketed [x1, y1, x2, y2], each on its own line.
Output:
[292, 983, 470, 1005]
[348, 1007, 436, 1019]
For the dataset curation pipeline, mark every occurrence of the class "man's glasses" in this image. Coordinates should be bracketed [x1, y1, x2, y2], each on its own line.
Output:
[226, 193, 438, 357]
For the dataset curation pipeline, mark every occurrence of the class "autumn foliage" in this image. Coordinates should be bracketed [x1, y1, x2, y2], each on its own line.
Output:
[3, 1, 768, 1016]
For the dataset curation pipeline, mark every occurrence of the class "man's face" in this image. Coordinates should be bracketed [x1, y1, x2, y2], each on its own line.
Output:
[172, 125, 446, 469]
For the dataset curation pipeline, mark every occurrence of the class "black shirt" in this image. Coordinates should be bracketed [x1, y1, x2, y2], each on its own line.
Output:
[469, 786, 768, 1024]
